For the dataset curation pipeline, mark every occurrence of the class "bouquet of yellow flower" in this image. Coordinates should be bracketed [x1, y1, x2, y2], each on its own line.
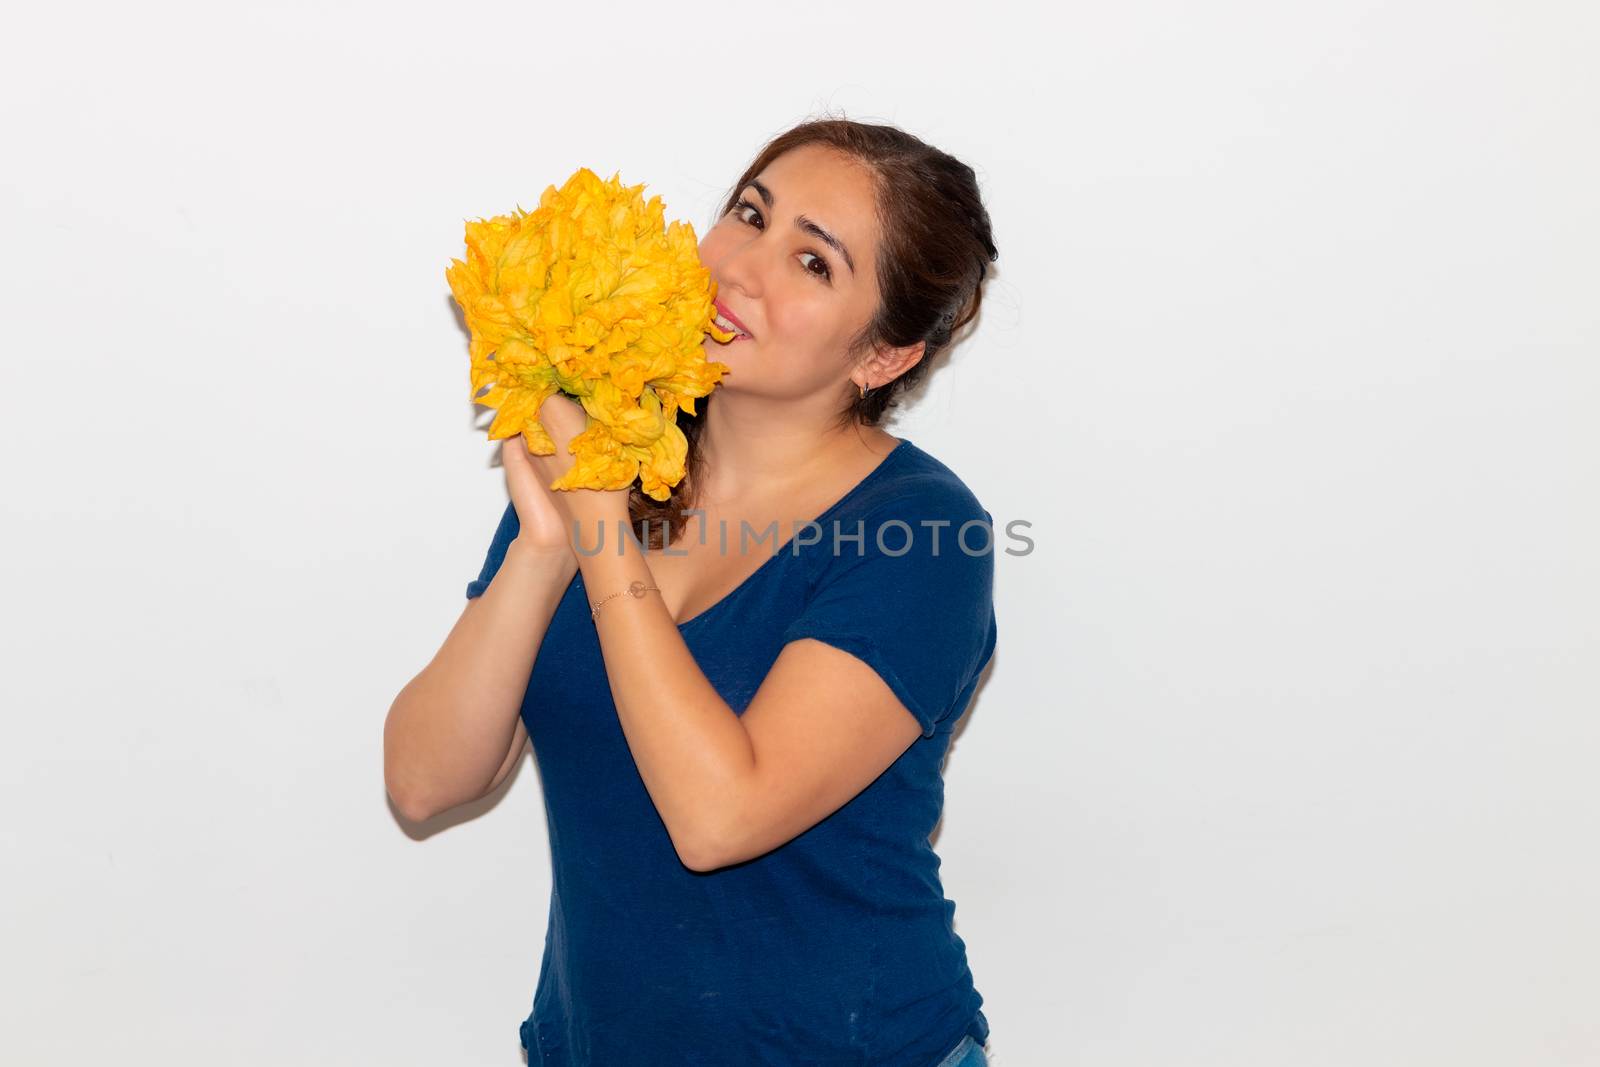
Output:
[447, 167, 737, 501]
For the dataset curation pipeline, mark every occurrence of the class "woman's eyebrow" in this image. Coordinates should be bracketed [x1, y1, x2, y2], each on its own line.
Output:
[747, 178, 856, 277]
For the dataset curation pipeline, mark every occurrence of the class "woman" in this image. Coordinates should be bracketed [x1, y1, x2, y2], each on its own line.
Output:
[386, 118, 1001, 1066]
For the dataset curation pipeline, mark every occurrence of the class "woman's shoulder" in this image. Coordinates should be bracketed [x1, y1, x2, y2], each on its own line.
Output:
[846, 436, 993, 525]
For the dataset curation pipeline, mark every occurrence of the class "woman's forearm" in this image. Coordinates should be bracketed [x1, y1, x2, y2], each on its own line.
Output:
[579, 519, 756, 869]
[385, 539, 577, 820]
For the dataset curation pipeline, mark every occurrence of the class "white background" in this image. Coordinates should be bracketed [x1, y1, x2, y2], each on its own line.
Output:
[2, 1, 1596, 1064]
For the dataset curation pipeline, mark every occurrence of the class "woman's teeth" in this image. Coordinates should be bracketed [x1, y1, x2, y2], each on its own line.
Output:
[713, 312, 750, 338]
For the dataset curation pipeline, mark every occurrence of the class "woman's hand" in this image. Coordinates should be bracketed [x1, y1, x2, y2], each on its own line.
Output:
[500, 432, 573, 556]
[504, 393, 633, 558]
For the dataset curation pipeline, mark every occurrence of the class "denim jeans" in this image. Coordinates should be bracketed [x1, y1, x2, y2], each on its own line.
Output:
[931, 1033, 988, 1067]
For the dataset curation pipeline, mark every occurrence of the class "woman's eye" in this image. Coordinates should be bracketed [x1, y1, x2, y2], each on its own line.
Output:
[733, 199, 763, 229]
[800, 252, 832, 281]
[731, 198, 832, 283]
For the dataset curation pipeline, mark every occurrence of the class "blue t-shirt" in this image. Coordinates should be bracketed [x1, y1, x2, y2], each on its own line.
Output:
[465, 437, 998, 1066]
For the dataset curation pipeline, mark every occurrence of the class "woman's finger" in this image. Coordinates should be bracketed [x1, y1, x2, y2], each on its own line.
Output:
[538, 393, 587, 449]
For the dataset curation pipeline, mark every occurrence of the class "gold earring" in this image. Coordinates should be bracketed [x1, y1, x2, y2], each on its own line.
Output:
[858, 381, 867, 399]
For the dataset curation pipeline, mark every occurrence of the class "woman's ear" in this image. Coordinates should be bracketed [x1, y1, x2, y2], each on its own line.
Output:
[859, 340, 926, 389]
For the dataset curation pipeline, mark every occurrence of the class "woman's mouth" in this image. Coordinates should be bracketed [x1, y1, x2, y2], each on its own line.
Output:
[712, 300, 754, 341]
[712, 313, 753, 343]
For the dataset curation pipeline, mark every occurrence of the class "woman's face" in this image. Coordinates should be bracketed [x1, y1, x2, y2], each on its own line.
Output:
[699, 144, 884, 401]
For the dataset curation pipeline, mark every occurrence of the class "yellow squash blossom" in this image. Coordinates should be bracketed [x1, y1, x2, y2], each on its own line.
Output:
[446, 167, 736, 500]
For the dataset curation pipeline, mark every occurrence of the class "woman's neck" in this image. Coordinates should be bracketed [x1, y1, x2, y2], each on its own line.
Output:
[692, 395, 894, 509]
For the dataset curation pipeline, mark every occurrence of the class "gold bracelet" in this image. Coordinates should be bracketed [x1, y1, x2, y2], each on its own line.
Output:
[590, 580, 660, 620]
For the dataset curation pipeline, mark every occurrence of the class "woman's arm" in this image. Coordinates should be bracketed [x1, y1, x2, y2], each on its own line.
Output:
[575, 511, 923, 871]
[518, 395, 933, 870]
[384, 541, 576, 822]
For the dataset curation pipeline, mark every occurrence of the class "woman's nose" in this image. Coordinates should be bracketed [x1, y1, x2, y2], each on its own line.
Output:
[711, 233, 773, 297]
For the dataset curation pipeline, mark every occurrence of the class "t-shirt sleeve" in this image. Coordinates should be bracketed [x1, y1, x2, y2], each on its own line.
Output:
[780, 491, 999, 738]
[464, 501, 522, 600]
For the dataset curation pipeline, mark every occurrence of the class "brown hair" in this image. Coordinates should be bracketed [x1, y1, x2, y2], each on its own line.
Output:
[628, 115, 999, 548]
